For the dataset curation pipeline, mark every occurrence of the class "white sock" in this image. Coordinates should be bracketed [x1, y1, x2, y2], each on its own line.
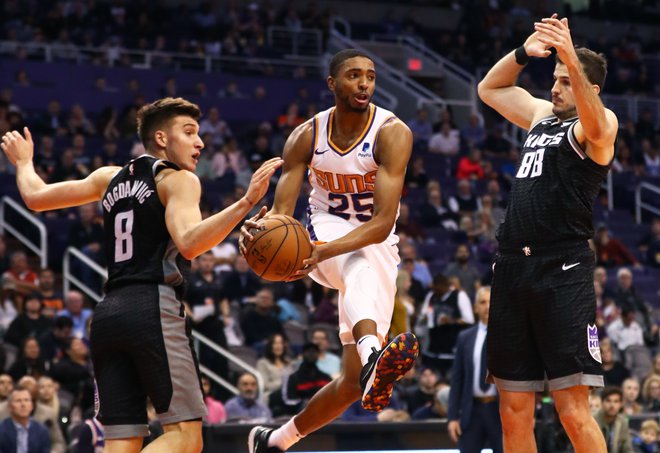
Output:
[268, 417, 304, 451]
[356, 335, 381, 366]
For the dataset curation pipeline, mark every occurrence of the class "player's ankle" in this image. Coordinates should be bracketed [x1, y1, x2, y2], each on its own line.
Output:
[356, 335, 380, 366]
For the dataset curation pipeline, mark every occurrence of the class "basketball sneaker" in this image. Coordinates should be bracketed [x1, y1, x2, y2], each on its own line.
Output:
[360, 332, 419, 412]
[248, 426, 283, 453]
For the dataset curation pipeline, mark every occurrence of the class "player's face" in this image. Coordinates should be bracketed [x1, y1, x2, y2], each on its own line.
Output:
[551, 64, 577, 120]
[330, 57, 376, 113]
[162, 116, 204, 172]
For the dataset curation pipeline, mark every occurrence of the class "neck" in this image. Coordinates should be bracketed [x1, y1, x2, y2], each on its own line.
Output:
[13, 416, 29, 427]
[333, 104, 371, 137]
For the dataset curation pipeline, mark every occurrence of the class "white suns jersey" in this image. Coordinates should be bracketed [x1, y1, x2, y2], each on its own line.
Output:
[307, 103, 399, 244]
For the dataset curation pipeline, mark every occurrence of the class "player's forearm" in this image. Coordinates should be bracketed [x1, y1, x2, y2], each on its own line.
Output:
[477, 51, 524, 94]
[15, 161, 48, 210]
[318, 216, 393, 261]
[179, 197, 255, 259]
[565, 59, 611, 146]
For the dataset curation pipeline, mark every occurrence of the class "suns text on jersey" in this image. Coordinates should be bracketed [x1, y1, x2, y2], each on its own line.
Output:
[102, 180, 154, 212]
[310, 168, 376, 194]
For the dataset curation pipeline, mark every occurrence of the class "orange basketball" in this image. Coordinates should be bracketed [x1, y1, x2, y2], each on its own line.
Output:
[245, 214, 313, 281]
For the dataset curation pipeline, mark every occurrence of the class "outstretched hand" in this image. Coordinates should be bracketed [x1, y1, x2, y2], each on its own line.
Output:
[523, 13, 557, 59]
[1, 127, 34, 166]
[244, 157, 283, 206]
[534, 15, 576, 65]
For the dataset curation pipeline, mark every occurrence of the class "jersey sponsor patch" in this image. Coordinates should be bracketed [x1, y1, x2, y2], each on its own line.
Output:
[587, 324, 601, 363]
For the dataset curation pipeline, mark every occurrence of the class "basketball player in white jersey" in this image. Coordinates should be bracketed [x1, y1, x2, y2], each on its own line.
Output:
[241, 49, 419, 453]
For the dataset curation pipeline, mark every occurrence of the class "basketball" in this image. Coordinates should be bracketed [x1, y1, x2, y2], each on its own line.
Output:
[245, 214, 313, 281]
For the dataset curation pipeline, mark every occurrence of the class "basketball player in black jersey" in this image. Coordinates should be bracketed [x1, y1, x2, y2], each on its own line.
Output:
[1, 97, 282, 453]
[478, 14, 617, 453]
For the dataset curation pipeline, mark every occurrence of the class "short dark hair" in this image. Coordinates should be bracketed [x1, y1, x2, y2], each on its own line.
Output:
[601, 386, 622, 401]
[136, 97, 201, 149]
[329, 49, 372, 77]
[556, 47, 607, 90]
[54, 315, 74, 329]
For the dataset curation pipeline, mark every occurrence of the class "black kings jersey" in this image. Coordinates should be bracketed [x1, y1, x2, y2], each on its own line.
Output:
[102, 155, 189, 294]
[497, 116, 611, 248]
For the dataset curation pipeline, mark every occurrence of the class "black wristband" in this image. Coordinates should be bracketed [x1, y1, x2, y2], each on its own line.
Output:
[514, 46, 530, 66]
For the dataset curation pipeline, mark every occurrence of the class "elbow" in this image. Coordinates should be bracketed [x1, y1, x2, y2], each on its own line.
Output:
[477, 81, 489, 102]
[371, 220, 393, 244]
[23, 196, 46, 212]
[179, 248, 199, 261]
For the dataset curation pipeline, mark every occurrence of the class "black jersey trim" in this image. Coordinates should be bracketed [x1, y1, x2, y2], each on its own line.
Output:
[152, 159, 181, 177]
[529, 115, 556, 132]
[567, 122, 587, 160]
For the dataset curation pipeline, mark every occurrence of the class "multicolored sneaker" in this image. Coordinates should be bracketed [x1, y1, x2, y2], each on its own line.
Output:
[248, 426, 283, 453]
[360, 332, 419, 412]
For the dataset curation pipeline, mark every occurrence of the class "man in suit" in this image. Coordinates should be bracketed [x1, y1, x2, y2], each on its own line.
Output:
[0, 388, 50, 453]
[448, 286, 503, 453]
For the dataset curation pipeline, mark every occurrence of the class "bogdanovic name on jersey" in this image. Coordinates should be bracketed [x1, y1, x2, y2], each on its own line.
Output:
[102, 180, 154, 212]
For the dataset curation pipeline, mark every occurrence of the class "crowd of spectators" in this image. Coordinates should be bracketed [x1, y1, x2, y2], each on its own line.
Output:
[0, 0, 659, 451]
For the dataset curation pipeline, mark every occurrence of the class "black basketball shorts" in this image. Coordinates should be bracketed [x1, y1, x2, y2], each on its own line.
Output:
[487, 241, 604, 392]
[90, 284, 206, 439]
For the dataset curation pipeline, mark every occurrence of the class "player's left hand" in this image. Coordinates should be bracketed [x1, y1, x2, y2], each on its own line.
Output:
[1, 127, 35, 166]
[533, 16, 577, 66]
[286, 242, 323, 281]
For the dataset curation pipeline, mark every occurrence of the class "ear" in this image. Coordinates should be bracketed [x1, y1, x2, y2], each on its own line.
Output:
[327, 76, 335, 93]
[592, 84, 601, 95]
[154, 130, 167, 148]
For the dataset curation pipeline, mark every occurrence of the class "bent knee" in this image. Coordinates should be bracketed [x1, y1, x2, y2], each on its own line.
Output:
[557, 406, 590, 433]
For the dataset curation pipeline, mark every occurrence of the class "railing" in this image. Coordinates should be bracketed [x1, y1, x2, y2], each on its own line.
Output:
[635, 182, 660, 224]
[62, 246, 107, 303]
[266, 26, 323, 56]
[0, 40, 322, 76]
[192, 330, 265, 402]
[0, 196, 47, 268]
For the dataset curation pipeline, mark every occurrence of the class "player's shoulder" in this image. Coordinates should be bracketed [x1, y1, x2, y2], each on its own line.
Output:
[157, 167, 201, 190]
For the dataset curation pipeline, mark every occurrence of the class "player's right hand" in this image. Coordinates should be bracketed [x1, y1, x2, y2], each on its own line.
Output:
[447, 420, 462, 443]
[239, 206, 267, 256]
[523, 13, 557, 58]
[1, 127, 35, 166]
[244, 157, 283, 207]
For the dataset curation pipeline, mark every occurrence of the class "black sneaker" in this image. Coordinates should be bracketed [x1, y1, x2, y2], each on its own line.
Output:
[359, 332, 419, 412]
[248, 426, 283, 453]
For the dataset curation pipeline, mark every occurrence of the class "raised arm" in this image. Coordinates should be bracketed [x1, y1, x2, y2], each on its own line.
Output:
[304, 120, 412, 267]
[2, 128, 119, 210]
[160, 157, 282, 260]
[478, 29, 555, 130]
[534, 17, 618, 165]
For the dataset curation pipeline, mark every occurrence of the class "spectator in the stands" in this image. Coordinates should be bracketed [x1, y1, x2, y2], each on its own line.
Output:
[401, 258, 426, 305]
[456, 147, 484, 180]
[399, 242, 433, 289]
[256, 333, 293, 399]
[622, 377, 643, 415]
[404, 156, 429, 188]
[7, 336, 48, 381]
[38, 315, 72, 363]
[0, 388, 51, 453]
[461, 112, 486, 149]
[277, 102, 305, 130]
[212, 137, 245, 180]
[0, 235, 9, 275]
[52, 149, 86, 182]
[224, 372, 272, 423]
[594, 387, 633, 453]
[595, 225, 642, 268]
[222, 255, 261, 303]
[408, 108, 433, 151]
[4, 293, 52, 348]
[218, 80, 246, 99]
[601, 338, 630, 387]
[37, 269, 63, 317]
[639, 218, 660, 267]
[405, 367, 441, 414]
[240, 288, 283, 352]
[312, 290, 339, 325]
[607, 307, 645, 352]
[199, 106, 232, 147]
[35, 99, 66, 136]
[201, 375, 226, 425]
[632, 419, 660, 453]
[0, 374, 13, 403]
[66, 104, 96, 136]
[68, 203, 105, 289]
[420, 185, 457, 230]
[613, 268, 656, 346]
[187, 251, 223, 308]
[57, 290, 92, 339]
[412, 386, 450, 420]
[396, 202, 425, 242]
[310, 328, 341, 379]
[448, 179, 480, 217]
[482, 123, 511, 157]
[390, 269, 414, 339]
[50, 337, 94, 413]
[443, 244, 481, 300]
[429, 121, 460, 155]
[2, 250, 39, 298]
[641, 139, 660, 177]
[34, 135, 58, 182]
[36, 376, 65, 424]
[641, 375, 660, 412]
[283, 343, 332, 412]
